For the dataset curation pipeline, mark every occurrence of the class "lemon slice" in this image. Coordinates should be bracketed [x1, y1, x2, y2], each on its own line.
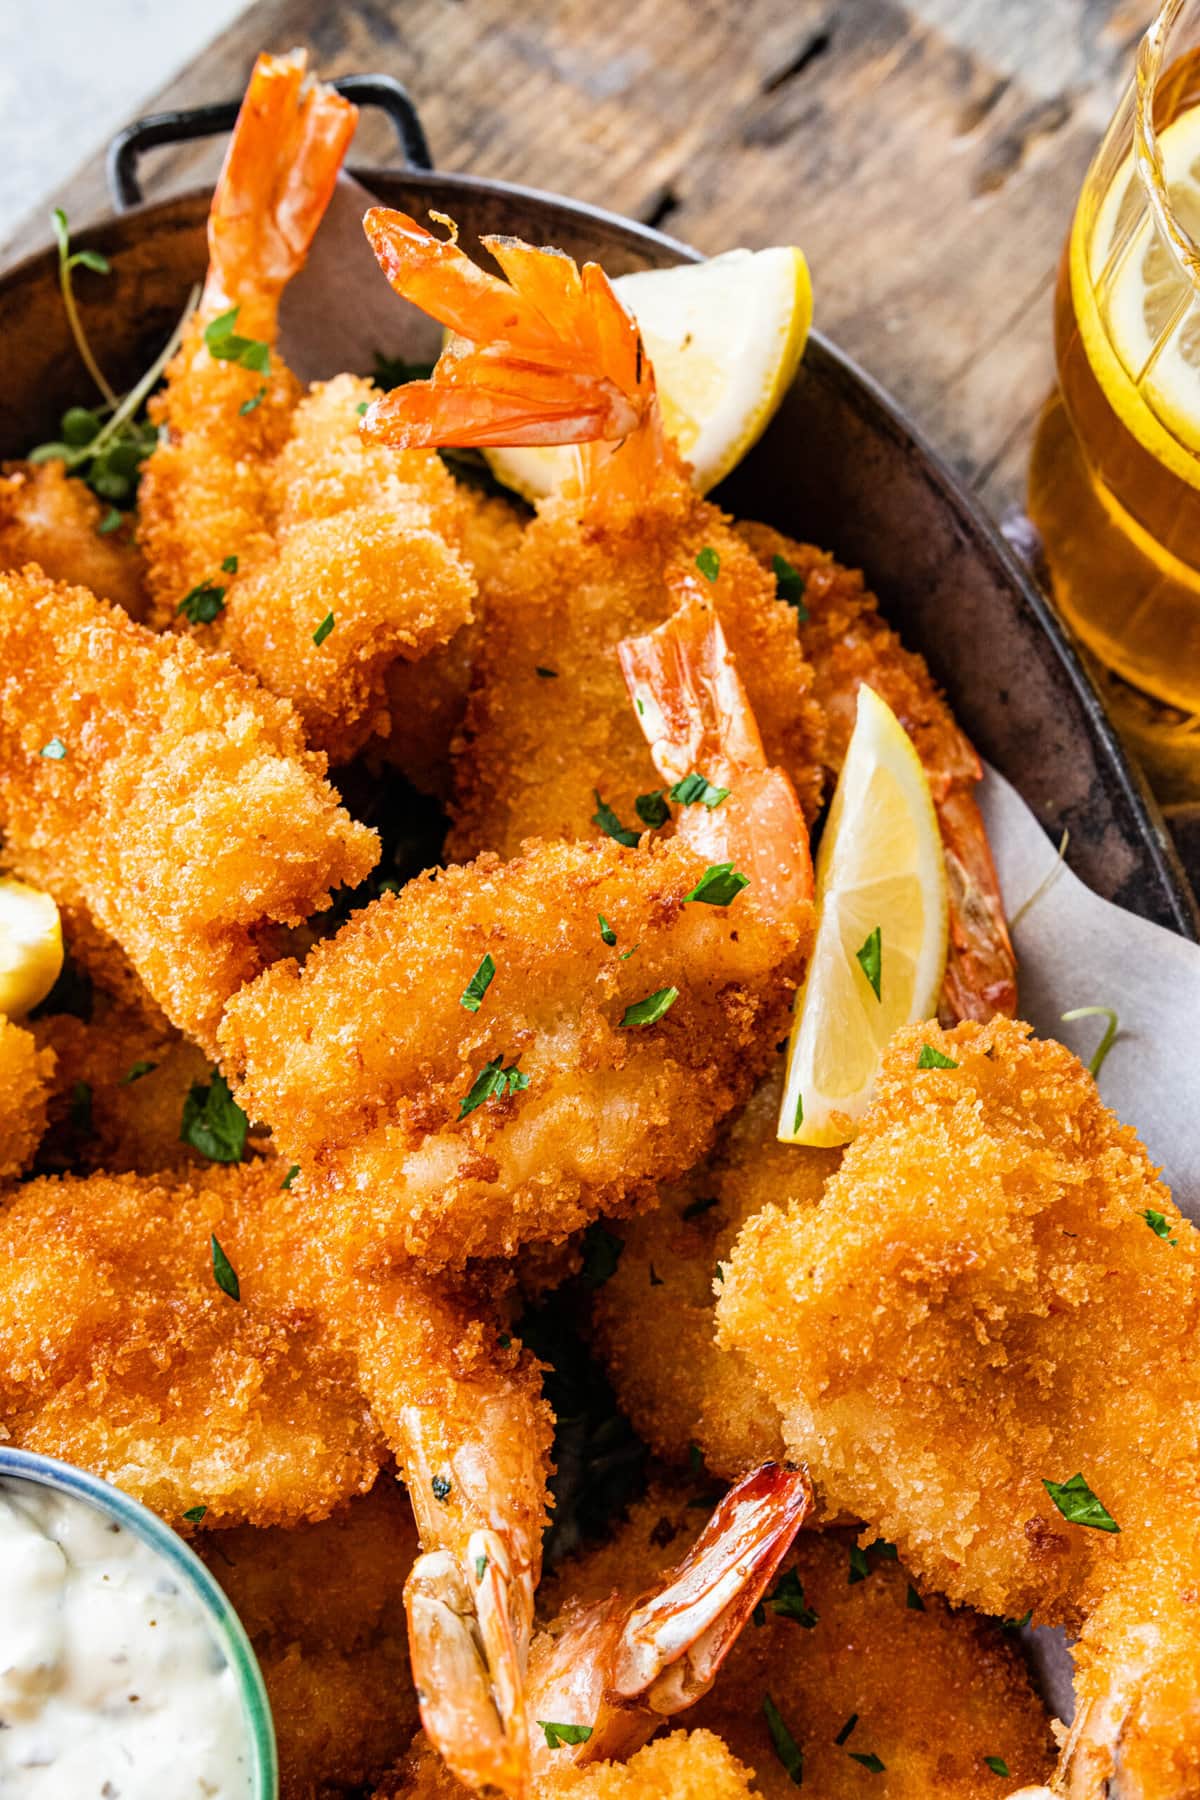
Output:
[484, 246, 812, 502]
[0, 876, 63, 1019]
[1072, 103, 1200, 488]
[778, 685, 947, 1147]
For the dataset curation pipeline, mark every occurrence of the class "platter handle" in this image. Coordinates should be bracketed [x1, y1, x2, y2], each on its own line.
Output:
[106, 74, 433, 213]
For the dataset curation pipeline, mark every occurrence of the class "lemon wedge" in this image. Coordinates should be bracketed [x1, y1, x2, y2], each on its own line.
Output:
[0, 876, 63, 1019]
[778, 685, 947, 1147]
[1072, 103, 1200, 488]
[484, 246, 812, 502]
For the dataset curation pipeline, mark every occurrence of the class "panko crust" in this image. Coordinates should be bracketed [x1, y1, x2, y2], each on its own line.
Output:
[0, 1015, 55, 1180]
[0, 460, 146, 616]
[384, 1728, 757, 1798]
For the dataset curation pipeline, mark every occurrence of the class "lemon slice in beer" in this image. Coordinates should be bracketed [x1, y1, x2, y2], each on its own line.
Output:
[484, 246, 812, 501]
[778, 686, 947, 1147]
[0, 875, 63, 1019]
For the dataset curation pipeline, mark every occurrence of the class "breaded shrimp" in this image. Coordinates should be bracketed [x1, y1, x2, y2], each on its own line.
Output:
[718, 1016, 1200, 1796]
[386, 1729, 758, 1799]
[0, 1015, 55, 1178]
[0, 460, 145, 615]
[0, 569, 377, 1050]
[359, 209, 824, 858]
[591, 1062, 839, 1479]
[736, 523, 1016, 1023]
[199, 1481, 423, 1799]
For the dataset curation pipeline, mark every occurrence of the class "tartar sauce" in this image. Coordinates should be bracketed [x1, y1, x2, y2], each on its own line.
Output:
[0, 1477, 255, 1798]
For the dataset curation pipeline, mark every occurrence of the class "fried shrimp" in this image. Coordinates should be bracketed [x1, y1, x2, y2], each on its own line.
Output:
[0, 1015, 55, 1178]
[387, 1729, 759, 1799]
[736, 523, 1016, 1023]
[718, 1016, 1200, 1797]
[0, 569, 377, 1050]
[0, 460, 145, 614]
[359, 208, 824, 859]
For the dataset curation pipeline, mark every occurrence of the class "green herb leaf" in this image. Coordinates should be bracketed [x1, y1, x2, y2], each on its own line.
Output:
[598, 913, 618, 947]
[763, 1694, 804, 1787]
[239, 385, 267, 416]
[848, 1543, 871, 1584]
[855, 926, 882, 1000]
[356, 400, 369, 415]
[119, 1060, 157, 1086]
[181, 1071, 248, 1164]
[1061, 1005, 1119, 1078]
[850, 1752, 885, 1773]
[373, 352, 437, 389]
[592, 791, 639, 847]
[460, 953, 496, 1013]
[177, 582, 226, 625]
[280, 1164, 301, 1190]
[917, 1042, 958, 1070]
[670, 771, 730, 809]
[210, 1234, 240, 1302]
[984, 1758, 1010, 1778]
[313, 611, 335, 647]
[535, 665, 559, 679]
[714, 1261, 726, 1284]
[581, 1222, 624, 1288]
[620, 986, 679, 1028]
[474, 1553, 488, 1581]
[51, 207, 70, 256]
[458, 1056, 528, 1118]
[765, 1568, 819, 1627]
[772, 552, 808, 617]
[685, 862, 749, 906]
[835, 1714, 858, 1746]
[69, 1079, 93, 1136]
[71, 249, 111, 276]
[620, 943, 640, 960]
[97, 506, 123, 535]
[906, 1583, 925, 1611]
[793, 1090, 804, 1133]
[1043, 1472, 1119, 1533]
[221, 554, 239, 574]
[1143, 1208, 1178, 1246]
[538, 1721, 593, 1750]
[182, 1505, 207, 1524]
[431, 1474, 452, 1501]
[696, 546, 720, 582]
[635, 789, 670, 828]
[39, 736, 67, 760]
[204, 306, 271, 375]
[1001, 1610, 1031, 1632]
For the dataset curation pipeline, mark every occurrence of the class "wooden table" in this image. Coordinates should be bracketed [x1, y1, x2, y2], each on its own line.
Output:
[7, 0, 1194, 875]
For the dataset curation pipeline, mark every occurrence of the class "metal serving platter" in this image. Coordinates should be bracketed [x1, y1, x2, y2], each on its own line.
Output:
[0, 77, 1194, 939]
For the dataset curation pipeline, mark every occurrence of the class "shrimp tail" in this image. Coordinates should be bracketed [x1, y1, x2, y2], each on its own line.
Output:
[360, 209, 666, 497]
[937, 786, 1018, 1023]
[619, 572, 814, 920]
[204, 50, 358, 316]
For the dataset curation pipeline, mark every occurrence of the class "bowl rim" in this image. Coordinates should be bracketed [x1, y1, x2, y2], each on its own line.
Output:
[0, 1446, 278, 1799]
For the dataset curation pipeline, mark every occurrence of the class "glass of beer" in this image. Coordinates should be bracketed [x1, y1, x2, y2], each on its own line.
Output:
[1029, 0, 1200, 717]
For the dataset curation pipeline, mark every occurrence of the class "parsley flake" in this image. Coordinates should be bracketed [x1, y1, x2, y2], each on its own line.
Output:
[906, 1583, 925, 1611]
[40, 737, 67, 760]
[280, 1164, 301, 1190]
[119, 1059, 156, 1086]
[180, 1071, 248, 1164]
[69, 1079, 93, 1136]
[581, 1222, 624, 1288]
[460, 953, 496, 1012]
[535, 665, 559, 679]
[474, 1553, 488, 1581]
[670, 771, 730, 809]
[204, 306, 271, 375]
[764, 1568, 819, 1627]
[984, 1758, 1010, 1778]
[635, 789, 670, 828]
[850, 1752, 885, 1773]
[431, 1475, 452, 1501]
[917, 1042, 958, 1070]
[598, 913, 618, 947]
[1061, 1005, 1119, 1078]
[97, 506, 122, 535]
[458, 1056, 529, 1118]
[848, 1543, 871, 1584]
[855, 926, 882, 1000]
[210, 1234, 240, 1302]
[1143, 1208, 1178, 1246]
[685, 862, 749, 906]
[835, 1714, 859, 1746]
[696, 546, 720, 582]
[177, 582, 226, 625]
[763, 1694, 804, 1787]
[221, 554, 239, 574]
[1043, 1473, 1119, 1533]
[313, 611, 335, 646]
[620, 986, 679, 1028]
[592, 791, 639, 847]
[1001, 1610, 1032, 1632]
[182, 1505, 207, 1524]
[356, 400, 369, 415]
[538, 1721, 593, 1750]
[772, 552, 808, 618]
[793, 1090, 804, 1133]
[239, 385, 267, 415]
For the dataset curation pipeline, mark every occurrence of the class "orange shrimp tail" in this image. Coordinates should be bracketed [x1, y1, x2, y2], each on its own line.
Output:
[204, 50, 358, 313]
[937, 786, 1018, 1023]
[360, 208, 669, 498]
[619, 573, 814, 919]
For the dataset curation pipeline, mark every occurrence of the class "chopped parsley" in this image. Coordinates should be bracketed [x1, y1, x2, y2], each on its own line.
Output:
[684, 862, 749, 906]
[1061, 1005, 1119, 1078]
[592, 791, 639, 847]
[210, 1234, 240, 1302]
[714, 1261, 726, 1284]
[1001, 1610, 1032, 1632]
[118, 1059, 156, 1086]
[855, 926, 882, 1000]
[474, 1553, 488, 1581]
[848, 1539, 895, 1584]
[182, 1505, 207, 1525]
[696, 546, 720, 583]
[356, 400, 369, 415]
[535, 665, 559, 679]
[280, 1164, 301, 1190]
[204, 306, 271, 375]
[431, 1475, 452, 1501]
[835, 1714, 858, 1746]
[917, 1042, 958, 1070]
[763, 1694, 803, 1787]
[620, 943, 640, 960]
[793, 1090, 804, 1132]
[581, 1222, 624, 1288]
[598, 913, 618, 947]
[1042, 1473, 1119, 1533]
[97, 506, 122, 535]
[850, 1752, 885, 1773]
[177, 581, 226, 625]
[772, 552, 808, 618]
[69, 1079, 93, 1137]
[458, 1057, 529, 1118]
[1143, 1208, 1178, 1246]
[984, 1758, 1010, 1778]
[906, 1583, 925, 1611]
[239, 386, 267, 416]
[180, 1070, 248, 1164]
[460, 953, 496, 1012]
[764, 1568, 819, 1628]
[221, 554, 239, 574]
[538, 1721, 593, 1750]
[39, 737, 67, 760]
[312, 611, 336, 646]
[670, 771, 730, 809]
[635, 789, 670, 828]
[620, 986, 679, 1028]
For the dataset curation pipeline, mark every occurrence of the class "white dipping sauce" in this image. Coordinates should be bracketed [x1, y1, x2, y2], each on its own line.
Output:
[0, 1477, 255, 1798]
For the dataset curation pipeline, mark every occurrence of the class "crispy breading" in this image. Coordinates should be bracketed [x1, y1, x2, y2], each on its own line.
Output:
[0, 460, 146, 615]
[0, 1015, 55, 1179]
[0, 569, 377, 1050]
[384, 1729, 757, 1799]
[446, 489, 824, 862]
[592, 1063, 838, 1477]
[220, 834, 809, 1266]
[0, 1161, 386, 1525]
